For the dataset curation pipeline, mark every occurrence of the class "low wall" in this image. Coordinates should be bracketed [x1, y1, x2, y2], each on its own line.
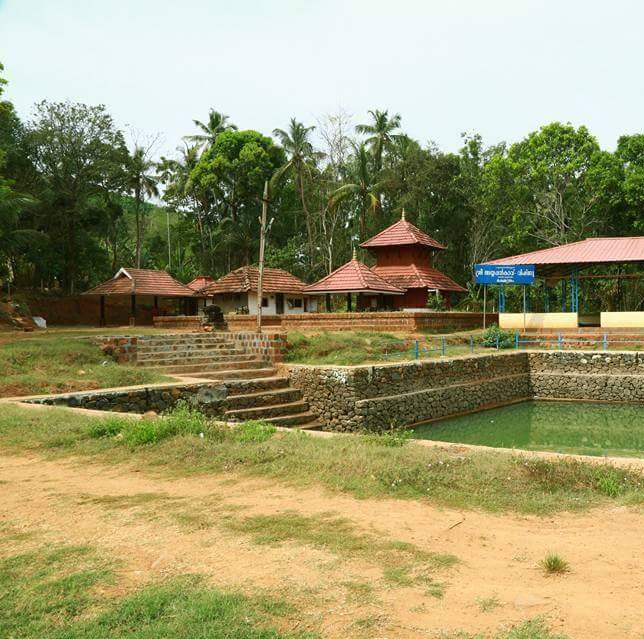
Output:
[530, 351, 644, 402]
[153, 315, 204, 330]
[499, 312, 578, 330]
[287, 350, 644, 431]
[24, 381, 229, 415]
[226, 311, 494, 333]
[601, 312, 644, 328]
[288, 352, 530, 431]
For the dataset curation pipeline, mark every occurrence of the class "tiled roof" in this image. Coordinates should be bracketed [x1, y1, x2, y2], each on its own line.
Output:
[371, 264, 467, 292]
[187, 275, 215, 291]
[485, 237, 644, 266]
[202, 266, 307, 295]
[83, 268, 195, 297]
[360, 214, 446, 250]
[304, 258, 404, 295]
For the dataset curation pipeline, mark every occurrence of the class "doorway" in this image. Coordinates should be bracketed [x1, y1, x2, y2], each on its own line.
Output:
[275, 293, 285, 315]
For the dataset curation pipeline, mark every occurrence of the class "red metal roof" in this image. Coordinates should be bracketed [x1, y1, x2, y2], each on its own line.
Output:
[304, 257, 404, 295]
[360, 214, 446, 250]
[187, 275, 214, 291]
[485, 237, 644, 266]
[202, 266, 307, 295]
[83, 268, 195, 297]
[371, 264, 467, 292]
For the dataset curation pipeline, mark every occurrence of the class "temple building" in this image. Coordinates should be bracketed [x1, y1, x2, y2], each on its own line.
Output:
[305, 211, 465, 310]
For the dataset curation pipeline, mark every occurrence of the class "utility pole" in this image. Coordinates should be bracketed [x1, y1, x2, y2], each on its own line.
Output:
[256, 180, 269, 333]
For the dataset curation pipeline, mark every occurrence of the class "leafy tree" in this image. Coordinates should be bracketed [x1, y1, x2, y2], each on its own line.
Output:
[271, 118, 322, 268]
[127, 145, 158, 268]
[329, 143, 388, 240]
[26, 101, 129, 291]
[184, 110, 237, 151]
[356, 109, 401, 172]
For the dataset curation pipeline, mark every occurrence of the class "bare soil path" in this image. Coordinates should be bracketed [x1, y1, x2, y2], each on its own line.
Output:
[1, 452, 643, 638]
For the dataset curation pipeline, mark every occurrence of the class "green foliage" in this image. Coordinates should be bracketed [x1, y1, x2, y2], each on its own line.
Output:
[540, 552, 570, 575]
[362, 427, 412, 447]
[234, 420, 277, 443]
[426, 291, 447, 311]
[482, 324, 515, 349]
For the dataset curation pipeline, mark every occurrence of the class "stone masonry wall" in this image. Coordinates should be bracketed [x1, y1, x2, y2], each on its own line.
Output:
[288, 352, 530, 431]
[529, 351, 644, 402]
[288, 351, 644, 432]
[97, 336, 138, 364]
[212, 331, 288, 363]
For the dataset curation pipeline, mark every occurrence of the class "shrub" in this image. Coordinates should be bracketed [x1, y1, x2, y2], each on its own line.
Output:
[482, 324, 515, 349]
[87, 417, 127, 439]
[426, 292, 447, 311]
[362, 427, 412, 448]
[540, 552, 569, 575]
[234, 421, 276, 443]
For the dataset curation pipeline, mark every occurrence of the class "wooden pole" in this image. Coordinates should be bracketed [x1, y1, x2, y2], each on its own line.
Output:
[256, 180, 269, 334]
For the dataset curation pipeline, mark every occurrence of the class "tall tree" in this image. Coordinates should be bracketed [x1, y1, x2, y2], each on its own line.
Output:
[271, 118, 322, 268]
[127, 144, 158, 268]
[355, 109, 401, 172]
[329, 143, 388, 240]
[184, 110, 237, 151]
[26, 101, 129, 292]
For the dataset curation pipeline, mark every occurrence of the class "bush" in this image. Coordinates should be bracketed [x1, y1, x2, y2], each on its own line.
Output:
[482, 324, 515, 349]
[426, 292, 447, 311]
[87, 417, 127, 439]
[362, 427, 411, 448]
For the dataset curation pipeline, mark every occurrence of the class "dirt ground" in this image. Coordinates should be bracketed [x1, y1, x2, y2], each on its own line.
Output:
[1, 452, 643, 638]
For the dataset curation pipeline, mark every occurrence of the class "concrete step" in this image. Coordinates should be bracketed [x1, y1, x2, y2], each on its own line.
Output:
[225, 400, 309, 421]
[143, 359, 268, 374]
[137, 353, 258, 366]
[225, 388, 302, 410]
[261, 411, 319, 427]
[138, 336, 231, 346]
[182, 368, 279, 380]
[137, 343, 244, 354]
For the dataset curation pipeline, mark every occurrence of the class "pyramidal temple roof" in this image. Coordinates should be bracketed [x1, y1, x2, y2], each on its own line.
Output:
[304, 251, 404, 295]
[360, 210, 446, 250]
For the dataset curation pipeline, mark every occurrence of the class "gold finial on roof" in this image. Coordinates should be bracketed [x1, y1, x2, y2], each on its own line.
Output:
[401, 208, 406, 221]
[352, 246, 357, 261]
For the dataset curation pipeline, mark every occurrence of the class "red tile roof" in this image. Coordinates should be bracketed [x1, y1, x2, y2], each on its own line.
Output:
[360, 214, 446, 250]
[187, 275, 215, 291]
[304, 257, 404, 295]
[371, 264, 467, 292]
[201, 266, 307, 295]
[485, 237, 644, 266]
[83, 268, 195, 297]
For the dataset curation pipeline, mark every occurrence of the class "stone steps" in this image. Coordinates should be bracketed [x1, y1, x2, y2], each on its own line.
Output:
[184, 367, 279, 380]
[225, 387, 302, 410]
[138, 353, 258, 366]
[138, 344, 244, 355]
[146, 359, 268, 374]
[225, 399, 309, 421]
[221, 376, 289, 395]
[259, 412, 319, 428]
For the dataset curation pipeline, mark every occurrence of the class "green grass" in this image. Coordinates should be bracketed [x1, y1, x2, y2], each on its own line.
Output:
[540, 553, 570, 575]
[476, 595, 501, 612]
[222, 510, 457, 588]
[285, 330, 489, 365]
[0, 541, 313, 639]
[1, 404, 644, 515]
[0, 334, 168, 397]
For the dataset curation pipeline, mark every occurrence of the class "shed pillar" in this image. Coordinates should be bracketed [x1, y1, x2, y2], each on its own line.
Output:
[130, 294, 136, 327]
[346, 293, 352, 312]
[325, 294, 331, 312]
[99, 295, 106, 327]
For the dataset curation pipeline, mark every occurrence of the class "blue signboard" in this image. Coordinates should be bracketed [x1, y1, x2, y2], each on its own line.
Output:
[474, 264, 535, 285]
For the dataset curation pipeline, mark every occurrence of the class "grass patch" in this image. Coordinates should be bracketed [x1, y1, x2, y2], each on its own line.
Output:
[476, 595, 501, 612]
[444, 618, 569, 638]
[1, 403, 644, 515]
[0, 334, 167, 397]
[223, 510, 457, 588]
[540, 553, 570, 575]
[0, 539, 314, 639]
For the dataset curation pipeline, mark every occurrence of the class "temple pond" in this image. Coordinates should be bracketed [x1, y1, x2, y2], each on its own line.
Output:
[411, 401, 644, 458]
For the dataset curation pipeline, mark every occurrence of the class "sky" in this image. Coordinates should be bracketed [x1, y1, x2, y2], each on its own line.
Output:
[1, 0, 643, 158]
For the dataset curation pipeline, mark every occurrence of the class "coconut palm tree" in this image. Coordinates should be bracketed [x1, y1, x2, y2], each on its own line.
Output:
[128, 145, 158, 268]
[184, 110, 237, 151]
[329, 143, 388, 240]
[355, 109, 402, 172]
[271, 118, 323, 267]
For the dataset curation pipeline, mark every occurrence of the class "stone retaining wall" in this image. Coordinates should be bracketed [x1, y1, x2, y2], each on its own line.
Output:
[214, 331, 288, 363]
[287, 352, 530, 431]
[287, 351, 644, 431]
[153, 315, 204, 330]
[25, 381, 229, 415]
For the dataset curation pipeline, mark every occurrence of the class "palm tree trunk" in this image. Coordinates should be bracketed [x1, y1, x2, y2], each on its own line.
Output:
[297, 171, 314, 269]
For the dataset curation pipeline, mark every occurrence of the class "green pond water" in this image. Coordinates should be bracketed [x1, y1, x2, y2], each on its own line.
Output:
[411, 401, 644, 458]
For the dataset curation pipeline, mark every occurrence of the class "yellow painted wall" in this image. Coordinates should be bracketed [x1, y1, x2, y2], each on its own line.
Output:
[499, 313, 578, 329]
[600, 312, 644, 328]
